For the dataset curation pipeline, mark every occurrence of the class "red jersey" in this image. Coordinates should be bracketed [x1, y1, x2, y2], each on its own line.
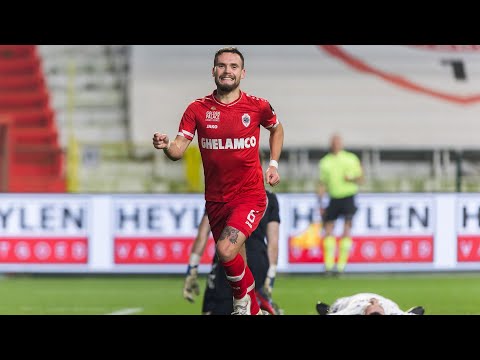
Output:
[178, 90, 279, 202]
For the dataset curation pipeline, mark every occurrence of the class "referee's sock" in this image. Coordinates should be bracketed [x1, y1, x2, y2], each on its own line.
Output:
[323, 235, 336, 272]
[337, 236, 352, 272]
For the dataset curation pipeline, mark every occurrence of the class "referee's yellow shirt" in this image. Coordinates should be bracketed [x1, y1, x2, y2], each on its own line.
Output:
[318, 150, 362, 199]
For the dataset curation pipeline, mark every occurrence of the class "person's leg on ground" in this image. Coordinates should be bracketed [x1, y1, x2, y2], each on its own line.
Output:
[202, 257, 234, 315]
[316, 301, 331, 315]
[248, 246, 277, 314]
[201, 261, 218, 315]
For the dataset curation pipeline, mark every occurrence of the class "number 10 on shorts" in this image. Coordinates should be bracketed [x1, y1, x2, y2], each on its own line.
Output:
[245, 209, 256, 229]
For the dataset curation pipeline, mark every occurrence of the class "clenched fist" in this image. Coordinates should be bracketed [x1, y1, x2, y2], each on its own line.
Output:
[153, 132, 170, 150]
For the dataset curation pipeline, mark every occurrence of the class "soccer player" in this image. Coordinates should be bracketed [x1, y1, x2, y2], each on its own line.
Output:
[316, 293, 425, 315]
[317, 133, 363, 275]
[183, 189, 281, 315]
[153, 47, 284, 315]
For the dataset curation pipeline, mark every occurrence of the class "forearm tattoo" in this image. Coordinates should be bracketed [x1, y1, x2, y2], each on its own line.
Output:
[220, 226, 240, 244]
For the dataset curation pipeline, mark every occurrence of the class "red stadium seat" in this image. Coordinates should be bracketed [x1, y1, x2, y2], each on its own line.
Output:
[0, 45, 66, 192]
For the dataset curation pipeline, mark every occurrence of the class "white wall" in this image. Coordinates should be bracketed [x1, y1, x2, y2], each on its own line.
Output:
[130, 45, 480, 150]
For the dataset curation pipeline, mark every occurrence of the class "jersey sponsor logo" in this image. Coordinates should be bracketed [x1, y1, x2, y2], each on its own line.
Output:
[206, 124, 218, 129]
[242, 113, 250, 127]
[200, 136, 257, 150]
[319, 45, 480, 105]
[206, 110, 220, 122]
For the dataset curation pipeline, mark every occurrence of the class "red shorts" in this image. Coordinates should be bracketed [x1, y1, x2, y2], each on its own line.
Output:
[206, 193, 267, 242]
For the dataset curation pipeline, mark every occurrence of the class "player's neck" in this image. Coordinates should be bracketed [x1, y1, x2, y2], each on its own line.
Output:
[214, 88, 242, 104]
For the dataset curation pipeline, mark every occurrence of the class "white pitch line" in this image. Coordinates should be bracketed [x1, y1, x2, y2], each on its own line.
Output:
[105, 307, 143, 315]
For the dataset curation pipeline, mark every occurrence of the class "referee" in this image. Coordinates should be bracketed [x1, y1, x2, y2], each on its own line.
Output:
[317, 133, 364, 275]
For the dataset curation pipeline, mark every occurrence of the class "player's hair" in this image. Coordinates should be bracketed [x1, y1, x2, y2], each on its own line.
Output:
[214, 47, 245, 68]
[367, 311, 383, 315]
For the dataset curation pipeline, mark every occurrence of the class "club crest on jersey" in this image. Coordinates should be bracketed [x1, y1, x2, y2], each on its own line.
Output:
[242, 113, 251, 127]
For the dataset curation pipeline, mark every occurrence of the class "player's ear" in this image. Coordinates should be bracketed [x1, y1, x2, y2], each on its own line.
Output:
[241, 68, 246, 79]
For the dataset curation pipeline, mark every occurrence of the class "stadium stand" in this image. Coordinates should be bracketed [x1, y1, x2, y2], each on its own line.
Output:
[10, 45, 476, 193]
[0, 45, 65, 192]
[37, 45, 154, 192]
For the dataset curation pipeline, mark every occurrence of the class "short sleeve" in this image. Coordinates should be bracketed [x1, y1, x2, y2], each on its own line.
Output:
[350, 153, 363, 178]
[178, 104, 197, 140]
[260, 100, 279, 129]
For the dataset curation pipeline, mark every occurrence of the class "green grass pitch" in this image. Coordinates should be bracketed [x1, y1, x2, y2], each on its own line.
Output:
[0, 272, 478, 314]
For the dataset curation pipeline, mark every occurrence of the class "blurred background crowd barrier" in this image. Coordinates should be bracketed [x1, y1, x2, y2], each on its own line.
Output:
[0, 192, 478, 274]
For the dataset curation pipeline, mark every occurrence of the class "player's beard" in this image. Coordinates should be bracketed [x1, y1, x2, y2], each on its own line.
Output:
[214, 76, 240, 93]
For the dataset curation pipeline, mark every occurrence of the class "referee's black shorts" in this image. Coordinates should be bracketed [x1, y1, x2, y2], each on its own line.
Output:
[323, 195, 358, 222]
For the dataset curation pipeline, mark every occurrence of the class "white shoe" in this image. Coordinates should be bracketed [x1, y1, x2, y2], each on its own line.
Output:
[232, 293, 251, 315]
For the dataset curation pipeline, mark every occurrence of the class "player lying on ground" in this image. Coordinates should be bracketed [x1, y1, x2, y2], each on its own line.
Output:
[316, 292, 425, 315]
